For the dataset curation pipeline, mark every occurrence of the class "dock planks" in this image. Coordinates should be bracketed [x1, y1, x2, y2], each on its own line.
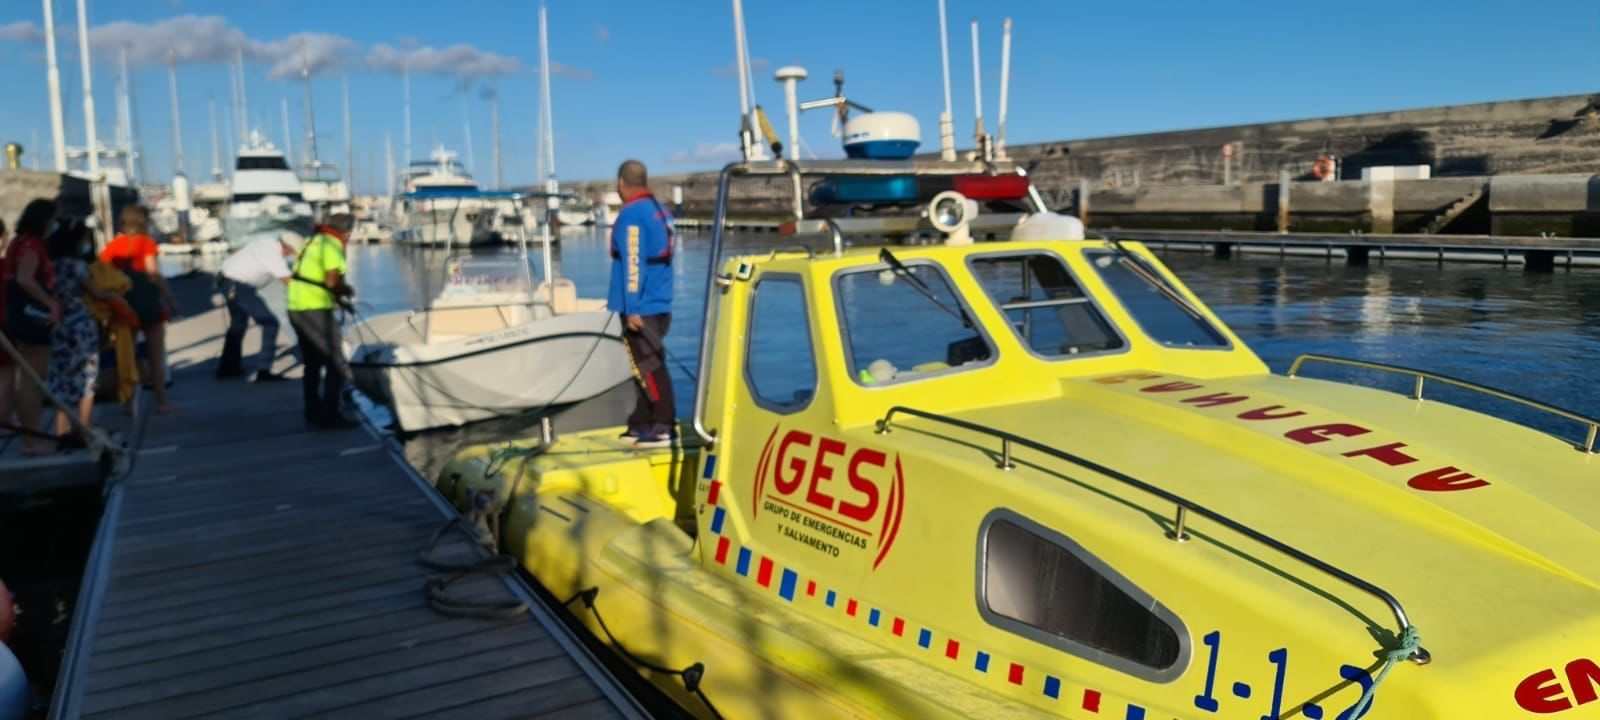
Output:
[48, 279, 643, 719]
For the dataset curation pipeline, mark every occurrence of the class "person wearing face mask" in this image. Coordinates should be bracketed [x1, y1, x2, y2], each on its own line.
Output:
[46, 219, 119, 439]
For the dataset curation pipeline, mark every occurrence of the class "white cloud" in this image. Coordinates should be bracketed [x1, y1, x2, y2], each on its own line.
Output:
[86, 15, 248, 65]
[366, 42, 522, 79]
[0, 21, 43, 43]
[712, 56, 770, 78]
[666, 141, 744, 167]
[253, 32, 359, 79]
[595, 24, 610, 44]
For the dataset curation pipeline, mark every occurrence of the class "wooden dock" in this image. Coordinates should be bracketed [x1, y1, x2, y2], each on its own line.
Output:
[47, 277, 645, 719]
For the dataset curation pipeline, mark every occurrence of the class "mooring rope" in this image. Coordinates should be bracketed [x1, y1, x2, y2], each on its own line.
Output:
[563, 586, 724, 720]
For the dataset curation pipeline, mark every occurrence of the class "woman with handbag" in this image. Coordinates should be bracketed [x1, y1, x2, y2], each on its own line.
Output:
[102, 204, 180, 414]
[1, 199, 62, 455]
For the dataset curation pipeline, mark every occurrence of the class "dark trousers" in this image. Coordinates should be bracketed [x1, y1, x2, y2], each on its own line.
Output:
[624, 314, 676, 431]
[218, 280, 279, 375]
[289, 309, 348, 422]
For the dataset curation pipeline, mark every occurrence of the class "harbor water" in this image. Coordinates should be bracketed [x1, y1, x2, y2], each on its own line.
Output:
[327, 227, 1600, 468]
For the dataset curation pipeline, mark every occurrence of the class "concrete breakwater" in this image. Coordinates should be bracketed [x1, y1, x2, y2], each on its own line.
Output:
[562, 93, 1600, 237]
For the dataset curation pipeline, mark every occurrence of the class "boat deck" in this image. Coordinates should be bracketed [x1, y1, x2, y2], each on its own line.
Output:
[48, 276, 643, 719]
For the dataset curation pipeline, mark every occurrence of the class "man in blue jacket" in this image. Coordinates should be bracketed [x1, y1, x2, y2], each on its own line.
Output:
[608, 159, 675, 447]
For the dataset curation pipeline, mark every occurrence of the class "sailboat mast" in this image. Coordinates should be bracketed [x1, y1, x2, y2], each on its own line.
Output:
[209, 95, 221, 181]
[384, 132, 394, 199]
[301, 44, 318, 164]
[343, 74, 353, 193]
[42, 0, 68, 171]
[491, 76, 501, 190]
[539, 3, 555, 186]
[280, 97, 293, 161]
[460, 95, 475, 174]
[235, 46, 249, 141]
[75, 0, 100, 177]
[167, 51, 184, 175]
[117, 48, 135, 181]
[402, 60, 412, 168]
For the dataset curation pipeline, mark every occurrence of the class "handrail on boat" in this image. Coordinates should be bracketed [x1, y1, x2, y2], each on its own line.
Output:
[874, 404, 1431, 664]
[1288, 353, 1598, 454]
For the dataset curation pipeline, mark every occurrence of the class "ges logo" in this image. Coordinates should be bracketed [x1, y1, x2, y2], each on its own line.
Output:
[751, 426, 906, 570]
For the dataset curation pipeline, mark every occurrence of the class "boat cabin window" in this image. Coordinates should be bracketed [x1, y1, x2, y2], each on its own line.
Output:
[980, 511, 1187, 680]
[230, 192, 306, 204]
[835, 262, 993, 386]
[968, 253, 1125, 358]
[1086, 251, 1228, 349]
[746, 275, 818, 411]
[236, 156, 290, 171]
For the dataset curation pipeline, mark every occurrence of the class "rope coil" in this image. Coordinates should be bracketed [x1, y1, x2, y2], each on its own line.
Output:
[1349, 624, 1422, 717]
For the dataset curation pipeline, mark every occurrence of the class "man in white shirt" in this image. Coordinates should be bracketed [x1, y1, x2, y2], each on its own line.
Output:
[216, 232, 299, 381]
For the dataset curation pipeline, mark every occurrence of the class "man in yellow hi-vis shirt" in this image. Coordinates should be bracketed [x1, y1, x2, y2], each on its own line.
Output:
[287, 213, 355, 429]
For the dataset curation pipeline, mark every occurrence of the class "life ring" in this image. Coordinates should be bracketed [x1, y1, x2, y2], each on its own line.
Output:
[1312, 156, 1334, 180]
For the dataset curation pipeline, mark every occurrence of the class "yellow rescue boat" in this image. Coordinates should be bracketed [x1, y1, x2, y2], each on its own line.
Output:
[438, 158, 1600, 719]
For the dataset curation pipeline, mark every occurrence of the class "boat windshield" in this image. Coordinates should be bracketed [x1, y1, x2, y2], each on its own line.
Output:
[968, 251, 1126, 359]
[1086, 250, 1229, 349]
[835, 261, 994, 386]
[439, 256, 533, 300]
[237, 156, 289, 171]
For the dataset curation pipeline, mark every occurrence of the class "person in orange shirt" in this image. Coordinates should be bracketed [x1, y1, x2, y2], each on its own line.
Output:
[101, 205, 181, 414]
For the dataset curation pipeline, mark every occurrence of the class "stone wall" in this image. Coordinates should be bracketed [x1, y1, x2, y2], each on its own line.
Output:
[553, 93, 1600, 233]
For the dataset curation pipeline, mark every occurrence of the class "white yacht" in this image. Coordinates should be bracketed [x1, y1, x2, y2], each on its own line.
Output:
[298, 160, 351, 218]
[394, 147, 501, 247]
[225, 132, 314, 248]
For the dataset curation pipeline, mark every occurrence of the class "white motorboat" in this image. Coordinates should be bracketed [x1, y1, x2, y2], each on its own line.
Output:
[225, 132, 314, 247]
[394, 147, 500, 247]
[346, 224, 627, 431]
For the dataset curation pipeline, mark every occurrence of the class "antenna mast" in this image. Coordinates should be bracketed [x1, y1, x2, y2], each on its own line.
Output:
[936, 0, 955, 161]
[969, 19, 986, 159]
[996, 18, 1012, 159]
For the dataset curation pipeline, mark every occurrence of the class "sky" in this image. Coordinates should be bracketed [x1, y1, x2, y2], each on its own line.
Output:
[1, 0, 1596, 193]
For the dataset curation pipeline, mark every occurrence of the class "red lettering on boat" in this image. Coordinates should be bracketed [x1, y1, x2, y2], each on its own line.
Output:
[1408, 466, 1490, 492]
[1341, 442, 1419, 467]
[1237, 405, 1307, 421]
[1515, 658, 1600, 714]
[806, 437, 846, 511]
[1518, 669, 1572, 713]
[1183, 392, 1251, 408]
[1092, 372, 1163, 384]
[841, 448, 885, 523]
[1284, 423, 1370, 444]
[773, 430, 812, 495]
[1142, 381, 1203, 393]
